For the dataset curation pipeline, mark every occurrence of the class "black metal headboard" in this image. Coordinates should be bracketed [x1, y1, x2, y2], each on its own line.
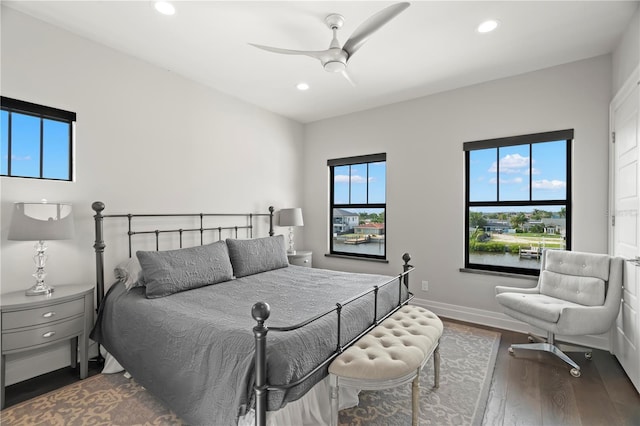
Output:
[91, 201, 275, 311]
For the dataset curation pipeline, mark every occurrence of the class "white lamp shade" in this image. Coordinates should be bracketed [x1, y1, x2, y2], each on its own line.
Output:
[279, 208, 304, 227]
[8, 202, 75, 241]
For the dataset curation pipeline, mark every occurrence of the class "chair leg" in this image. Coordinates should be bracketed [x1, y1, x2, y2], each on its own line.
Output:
[412, 369, 420, 426]
[509, 332, 585, 378]
[433, 343, 440, 388]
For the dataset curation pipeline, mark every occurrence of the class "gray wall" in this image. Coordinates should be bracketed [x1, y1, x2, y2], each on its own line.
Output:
[612, 5, 639, 93]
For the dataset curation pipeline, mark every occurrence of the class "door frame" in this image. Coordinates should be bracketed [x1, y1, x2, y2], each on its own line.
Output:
[608, 65, 640, 394]
[609, 65, 639, 253]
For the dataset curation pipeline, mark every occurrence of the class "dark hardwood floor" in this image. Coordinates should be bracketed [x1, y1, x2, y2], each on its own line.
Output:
[3, 324, 640, 426]
[3, 359, 101, 409]
[474, 321, 640, 426]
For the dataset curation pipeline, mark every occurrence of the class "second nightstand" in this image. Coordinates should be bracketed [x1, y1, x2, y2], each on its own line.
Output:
[287, 250, 313, 268]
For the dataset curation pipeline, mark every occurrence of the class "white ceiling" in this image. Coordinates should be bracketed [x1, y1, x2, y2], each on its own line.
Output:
[5, 1, 638, 123]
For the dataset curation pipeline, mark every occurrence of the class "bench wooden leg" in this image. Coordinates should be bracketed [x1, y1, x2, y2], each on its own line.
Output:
[434, 343, 440, 388]
[329, 374, 339, 426]
[412, 368, 420, 426]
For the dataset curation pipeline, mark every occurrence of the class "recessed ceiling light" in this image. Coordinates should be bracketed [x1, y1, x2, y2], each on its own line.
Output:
[477, 19, 499, 33]
[154, 1, 175, 16]
[296, 82, 310, 91]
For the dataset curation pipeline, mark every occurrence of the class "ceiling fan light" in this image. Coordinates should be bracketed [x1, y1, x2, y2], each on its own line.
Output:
[296, 82, 310, 91]
[324, 61, 346, 73]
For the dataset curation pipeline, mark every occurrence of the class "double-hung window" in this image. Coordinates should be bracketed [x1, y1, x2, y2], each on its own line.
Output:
[329, 153, 386, 260]
[464, 130, 572, 275]
[1, 96, 75, 181]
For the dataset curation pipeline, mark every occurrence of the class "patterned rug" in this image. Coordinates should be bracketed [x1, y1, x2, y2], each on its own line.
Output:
[1, 321, 500, 426]
[339, 321, 500, 426]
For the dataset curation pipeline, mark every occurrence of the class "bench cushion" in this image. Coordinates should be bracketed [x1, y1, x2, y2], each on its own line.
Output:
[329, 305, 443, 381]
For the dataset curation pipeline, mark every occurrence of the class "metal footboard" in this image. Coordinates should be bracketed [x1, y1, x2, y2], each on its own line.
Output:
[252, 253, 414, 426]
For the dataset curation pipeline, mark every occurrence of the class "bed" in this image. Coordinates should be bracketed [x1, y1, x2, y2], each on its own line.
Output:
[89, 202, 414, 426]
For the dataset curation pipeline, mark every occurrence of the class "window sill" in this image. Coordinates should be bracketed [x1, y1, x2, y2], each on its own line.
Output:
[459, 268, 538, 281]
[325, 253, 389, 264]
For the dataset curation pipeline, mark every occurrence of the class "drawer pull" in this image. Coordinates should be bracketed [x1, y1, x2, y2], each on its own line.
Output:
[42, 331, 56, 338]
[304, 259, 309, 263]
[43, 312, 56, 318]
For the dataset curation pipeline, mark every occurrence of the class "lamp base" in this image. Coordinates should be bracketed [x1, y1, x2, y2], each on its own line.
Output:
[25, 283, 55, 296]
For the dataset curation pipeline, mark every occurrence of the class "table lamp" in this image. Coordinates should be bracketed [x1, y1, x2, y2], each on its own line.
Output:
[279, 208, 304, 254]
[8, 201, 75, 296]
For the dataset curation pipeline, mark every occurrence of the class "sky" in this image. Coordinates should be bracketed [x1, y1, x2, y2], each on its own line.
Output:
[333, 161, 386, 206]
[1, 110, 71, 180]
[469, 141, 567, 204]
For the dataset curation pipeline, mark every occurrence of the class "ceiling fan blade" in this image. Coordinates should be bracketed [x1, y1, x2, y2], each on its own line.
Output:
[341, 69, 356, 86]
[342, 2, 410, 59]
[249, 43, 328, 61]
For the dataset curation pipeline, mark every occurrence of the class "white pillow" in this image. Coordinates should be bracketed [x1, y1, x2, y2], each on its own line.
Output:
[114, 257, 144, 291]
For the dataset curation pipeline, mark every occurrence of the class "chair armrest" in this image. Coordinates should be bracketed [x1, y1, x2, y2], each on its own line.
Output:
[495, 285, 539, 295]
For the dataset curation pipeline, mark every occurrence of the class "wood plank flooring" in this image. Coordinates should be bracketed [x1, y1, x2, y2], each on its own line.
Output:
[477, 321, 640, 426]
[3, 323, 639, 426]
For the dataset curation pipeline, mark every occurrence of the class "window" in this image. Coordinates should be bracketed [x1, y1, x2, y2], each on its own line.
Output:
[329, 153, 386, 260]
[464, 130, 572, 275]
[1, 96, 75, 181]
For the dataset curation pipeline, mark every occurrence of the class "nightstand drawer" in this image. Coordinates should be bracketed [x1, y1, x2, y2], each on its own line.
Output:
[288, 251, 312, 267]
[2, 299, 84, 330]
[2, 316, 84, 352]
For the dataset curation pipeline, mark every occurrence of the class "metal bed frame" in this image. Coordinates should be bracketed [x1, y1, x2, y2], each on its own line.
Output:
[91, 201, 414, 426]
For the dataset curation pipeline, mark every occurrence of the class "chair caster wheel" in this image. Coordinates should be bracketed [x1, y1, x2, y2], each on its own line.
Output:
[508, 347, 514, 355]
[585, 352, 592, 360]
[570, 368, 581, 378]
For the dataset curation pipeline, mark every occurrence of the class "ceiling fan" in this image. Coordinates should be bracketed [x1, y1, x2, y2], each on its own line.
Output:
[249, 2, 410, 84]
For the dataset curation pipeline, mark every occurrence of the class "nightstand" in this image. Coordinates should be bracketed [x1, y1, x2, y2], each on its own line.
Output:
[288, 250, 313, 268]
[0, 284, 93, 409]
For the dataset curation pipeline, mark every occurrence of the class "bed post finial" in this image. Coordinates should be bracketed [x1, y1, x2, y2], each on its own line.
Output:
[268, 206, 275, 237]
[252, 302, 270, 426]
[402, 253, 412, 289]
[92, 201, 105, 213]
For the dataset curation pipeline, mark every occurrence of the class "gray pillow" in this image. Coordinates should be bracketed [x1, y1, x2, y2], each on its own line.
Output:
[137, 241, 233, 298]
[226, 235, 289, 278]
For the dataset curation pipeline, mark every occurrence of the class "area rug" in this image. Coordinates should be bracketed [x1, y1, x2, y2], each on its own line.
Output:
[1, 321, 500, 426]
[339, 321, 501, 426]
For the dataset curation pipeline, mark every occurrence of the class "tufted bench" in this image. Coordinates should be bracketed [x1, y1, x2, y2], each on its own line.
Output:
[328, 304, 444, 426]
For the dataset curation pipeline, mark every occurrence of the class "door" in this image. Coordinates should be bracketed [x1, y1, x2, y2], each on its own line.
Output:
[610, 68, 640, 394]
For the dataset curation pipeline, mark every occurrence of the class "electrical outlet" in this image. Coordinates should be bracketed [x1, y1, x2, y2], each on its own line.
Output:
[421, 280, 429, 291]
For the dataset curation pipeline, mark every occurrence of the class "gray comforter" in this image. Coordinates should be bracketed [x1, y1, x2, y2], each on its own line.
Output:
[91, 265, 407, 425]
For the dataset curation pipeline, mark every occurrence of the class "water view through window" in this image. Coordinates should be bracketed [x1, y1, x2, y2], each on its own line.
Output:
[465, 131, 572, 274]
[333, 207, 385, 257]
[468, 205, 567, 269]
[329, 154, 386, 260]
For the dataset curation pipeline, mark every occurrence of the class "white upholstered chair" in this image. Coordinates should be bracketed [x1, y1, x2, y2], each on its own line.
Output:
[495, 249, 623, 377]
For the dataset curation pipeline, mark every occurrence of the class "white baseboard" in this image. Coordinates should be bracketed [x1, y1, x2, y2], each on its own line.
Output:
[411, 297, 612, 352]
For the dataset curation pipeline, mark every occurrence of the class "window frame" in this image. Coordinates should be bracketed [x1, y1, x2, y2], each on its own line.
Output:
[328, 153, 387, 261]
[1, 96, 76, 181]
[464, 129, 573, 276]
